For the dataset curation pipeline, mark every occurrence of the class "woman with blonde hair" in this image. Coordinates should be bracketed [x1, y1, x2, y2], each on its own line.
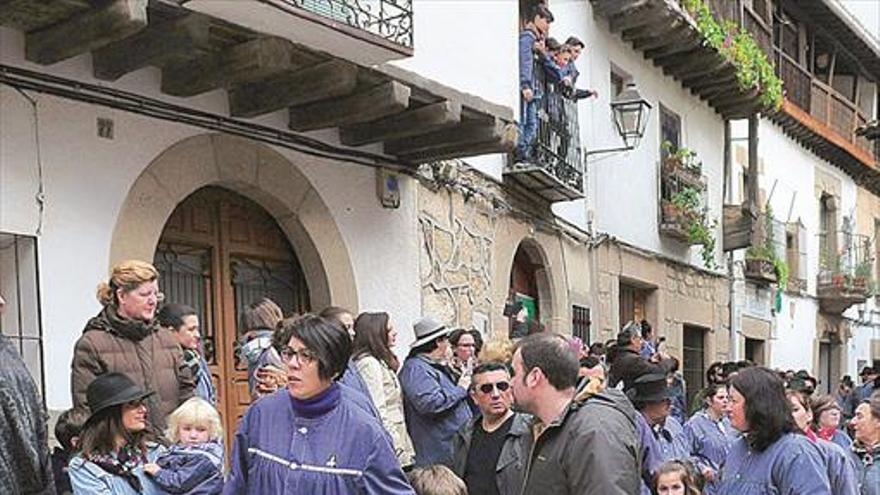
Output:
[144, 397, 224, 494]
[71, 260, 194, 430]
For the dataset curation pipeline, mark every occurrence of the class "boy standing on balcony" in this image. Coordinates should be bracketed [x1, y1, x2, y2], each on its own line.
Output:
[516, 4, 554, 164]
[563, 36, 599, 100]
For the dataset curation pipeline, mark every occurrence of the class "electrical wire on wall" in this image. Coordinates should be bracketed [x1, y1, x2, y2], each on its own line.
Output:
[0, 63, 410, 172]
[8, 86, 46, 236]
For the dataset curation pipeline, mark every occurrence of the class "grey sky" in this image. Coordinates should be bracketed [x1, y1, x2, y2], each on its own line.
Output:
[841, 0, 880, 41]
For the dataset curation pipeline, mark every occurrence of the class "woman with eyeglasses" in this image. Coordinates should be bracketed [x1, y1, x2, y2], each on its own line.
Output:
[225, 314, 414, 494]
[352, 312, 416, 468]
[71, 260, 194, 431]
[69, 373, 168, 494]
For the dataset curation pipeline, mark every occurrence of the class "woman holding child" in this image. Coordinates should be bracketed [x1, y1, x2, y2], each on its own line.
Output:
[69, 373, 168, 494]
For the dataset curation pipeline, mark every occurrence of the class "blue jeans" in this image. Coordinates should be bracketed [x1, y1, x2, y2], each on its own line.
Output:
[516, 97, 538, 161]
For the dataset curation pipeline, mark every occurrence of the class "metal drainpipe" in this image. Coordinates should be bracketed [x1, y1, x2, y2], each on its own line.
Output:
[723, 119, 740, 362]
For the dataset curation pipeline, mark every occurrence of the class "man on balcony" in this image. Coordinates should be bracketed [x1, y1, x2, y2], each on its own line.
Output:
[515, 4, 553, 164]
[562, 36, 598, 101]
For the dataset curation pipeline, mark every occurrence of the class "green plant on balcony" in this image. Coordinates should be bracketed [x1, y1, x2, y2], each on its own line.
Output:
[661, 141, 702, 176]
[854, 259, 873, 292]
[744, 209, 789, 288]
[663, 186, 718, 270]
[680, 0, 783, 110]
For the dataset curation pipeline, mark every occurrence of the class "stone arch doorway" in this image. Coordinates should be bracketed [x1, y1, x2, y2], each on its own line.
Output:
[154, 186, 310, 440]
[508, 239, 554, 333]
[109, 133, 359, 441]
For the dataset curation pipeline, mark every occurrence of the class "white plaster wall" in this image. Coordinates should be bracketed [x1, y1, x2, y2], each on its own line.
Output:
[0, 27, 422, 410]
[560, 2, 726, 269]
[730, 118, 866, 375]
[391, 0, 519, 181]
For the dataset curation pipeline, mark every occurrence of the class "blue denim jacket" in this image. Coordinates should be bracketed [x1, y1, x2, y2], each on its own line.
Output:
[852, 444, 880, 495]
[519, 29, 539, 95]
[399, 355, 472, 466]
[69, 443, 167, 495]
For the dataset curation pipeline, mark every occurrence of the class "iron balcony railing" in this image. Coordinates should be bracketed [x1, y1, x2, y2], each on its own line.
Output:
[529, 57, 585, 196]
[817, 231, 873, 290]
[282, 0, 413, 48]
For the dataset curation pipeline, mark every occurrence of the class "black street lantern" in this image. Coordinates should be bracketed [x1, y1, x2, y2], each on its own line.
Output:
[612, 82, 652, 149]
[586, 82, 652, 157]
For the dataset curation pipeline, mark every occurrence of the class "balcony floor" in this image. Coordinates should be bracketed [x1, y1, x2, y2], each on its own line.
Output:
[504, 163, 584, 203]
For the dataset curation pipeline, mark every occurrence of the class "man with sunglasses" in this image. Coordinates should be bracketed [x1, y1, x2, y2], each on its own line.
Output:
[451, 362, 530, 495]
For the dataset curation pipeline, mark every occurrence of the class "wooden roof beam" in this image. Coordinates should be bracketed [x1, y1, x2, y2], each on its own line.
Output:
[163, 36, 325, 98]
[339, 100, 461, 147]
[385, 118, 509, 159]
[288, 81, 411, 132]
[228, 58, 359, 118]
[92, 13, 215, 81]
[0, 0, 90, 32]
[25, 0, 148, 65]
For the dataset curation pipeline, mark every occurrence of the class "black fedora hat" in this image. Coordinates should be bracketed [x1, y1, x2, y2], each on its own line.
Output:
[626, 373, 673, 404]
[84, 372, 154, 423]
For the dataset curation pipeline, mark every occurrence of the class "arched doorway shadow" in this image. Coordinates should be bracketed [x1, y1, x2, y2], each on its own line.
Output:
[506, 238, 555, 333]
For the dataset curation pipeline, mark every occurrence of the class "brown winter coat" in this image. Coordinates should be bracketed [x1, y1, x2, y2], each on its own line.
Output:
[71, 306, 194, 430]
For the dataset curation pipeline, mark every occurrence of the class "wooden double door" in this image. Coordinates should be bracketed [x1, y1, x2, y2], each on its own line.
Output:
[153, 186, 310, 445]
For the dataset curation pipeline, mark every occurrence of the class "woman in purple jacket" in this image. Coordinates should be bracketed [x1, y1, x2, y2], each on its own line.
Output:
[224, 314, 414, 495]
[718, 367, 831, 494]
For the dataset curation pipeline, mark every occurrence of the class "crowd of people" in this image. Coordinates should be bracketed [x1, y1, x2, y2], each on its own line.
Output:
[3, 259, 880, 494]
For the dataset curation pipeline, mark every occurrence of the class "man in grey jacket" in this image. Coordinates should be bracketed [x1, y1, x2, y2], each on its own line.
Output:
[0, 294, 55, 494]
[512, 333, 640, 494]
[451, 361, 530, 495]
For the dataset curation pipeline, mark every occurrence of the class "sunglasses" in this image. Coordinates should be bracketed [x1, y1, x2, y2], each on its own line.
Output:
[476, 381, 510, 394]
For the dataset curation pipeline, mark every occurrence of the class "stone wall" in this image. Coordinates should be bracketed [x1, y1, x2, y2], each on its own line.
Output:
[415, 161, 592, 337]
[417, 162, 501, 331]
[593, 239, 731, 362]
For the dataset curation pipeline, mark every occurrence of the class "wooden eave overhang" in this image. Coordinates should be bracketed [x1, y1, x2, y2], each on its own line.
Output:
[798, 0, 880, 81]
[591, 0, 766, 119]
[0, 0, 514, 166]
[767, 101, 880, 195]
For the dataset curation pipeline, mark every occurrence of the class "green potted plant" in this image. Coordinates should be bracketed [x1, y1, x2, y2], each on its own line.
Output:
[743, 210, 788, 287]
[660, 186, 718, 269]
[853, 260, 872, 293]
[661, 142, 703, 186]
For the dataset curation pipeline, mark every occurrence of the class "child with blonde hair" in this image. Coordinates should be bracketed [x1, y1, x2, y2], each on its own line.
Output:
[144, 397, 224, 494]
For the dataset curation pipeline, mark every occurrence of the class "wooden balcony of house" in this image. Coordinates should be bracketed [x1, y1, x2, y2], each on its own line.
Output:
[590, 0, 769, 119]
[0, 0, 514, 166]
[816, 232, 873, 314]
[762, 0, 880, 196]
[504, 67, 585, 203]
[171, 0, 413, 65]
[769, 50, 879, 181]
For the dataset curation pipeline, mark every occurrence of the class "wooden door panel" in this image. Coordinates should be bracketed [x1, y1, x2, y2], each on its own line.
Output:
[156, 186, 310, 449]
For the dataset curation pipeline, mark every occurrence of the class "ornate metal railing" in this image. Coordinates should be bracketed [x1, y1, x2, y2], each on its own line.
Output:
[817, 231, 873, 291]
[530, 58, 584, 195]
[282, 0, 413, 48]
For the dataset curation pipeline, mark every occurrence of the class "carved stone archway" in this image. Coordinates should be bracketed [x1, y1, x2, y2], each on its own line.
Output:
[109, 133, 358, 311]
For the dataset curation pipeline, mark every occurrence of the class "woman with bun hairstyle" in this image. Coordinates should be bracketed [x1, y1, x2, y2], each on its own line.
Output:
[71, 260, 194, 430]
